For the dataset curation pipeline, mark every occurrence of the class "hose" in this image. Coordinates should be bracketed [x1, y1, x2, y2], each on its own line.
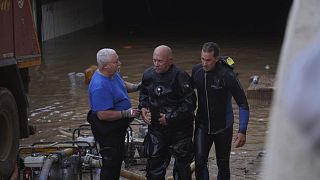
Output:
[82, 154, 195, 180]
[39, 154, 58, 180]
[39, 148, 75, 180]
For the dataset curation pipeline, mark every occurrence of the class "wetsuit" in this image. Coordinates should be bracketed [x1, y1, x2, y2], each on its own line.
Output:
[191, 57, 249, 180]
[139, 64, 196, 180]
[87, 72, 132, 180]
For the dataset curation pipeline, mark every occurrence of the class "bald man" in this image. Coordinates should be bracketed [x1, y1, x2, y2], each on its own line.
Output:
[139, 45, 196, 179]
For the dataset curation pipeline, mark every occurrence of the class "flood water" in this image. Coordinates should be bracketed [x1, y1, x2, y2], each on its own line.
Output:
[20, 24, 282, 179]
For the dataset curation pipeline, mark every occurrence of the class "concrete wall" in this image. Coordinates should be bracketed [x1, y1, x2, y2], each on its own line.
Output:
[41, 0, 103, 41]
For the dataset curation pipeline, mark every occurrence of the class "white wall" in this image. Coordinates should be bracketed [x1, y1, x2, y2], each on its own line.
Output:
[261, 0, 320, 179]
[41, 0, 103, 41]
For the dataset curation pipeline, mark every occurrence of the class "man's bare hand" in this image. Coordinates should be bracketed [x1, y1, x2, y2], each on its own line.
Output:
[234, 133, 246, 148]
[159, 113, 168, 126]
[141, 108, 151, 125]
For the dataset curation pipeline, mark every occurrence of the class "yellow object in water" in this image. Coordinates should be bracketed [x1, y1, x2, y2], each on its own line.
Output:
[84, 65, 98, 84]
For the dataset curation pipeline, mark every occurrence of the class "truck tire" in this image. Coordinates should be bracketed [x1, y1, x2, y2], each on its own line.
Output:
[0, 88, 20, 179]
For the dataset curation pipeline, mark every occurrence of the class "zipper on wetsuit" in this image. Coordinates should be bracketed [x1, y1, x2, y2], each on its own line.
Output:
[205, 72, 211, 133]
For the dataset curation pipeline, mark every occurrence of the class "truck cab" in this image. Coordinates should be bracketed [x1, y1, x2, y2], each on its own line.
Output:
[0, 0, 41, 178]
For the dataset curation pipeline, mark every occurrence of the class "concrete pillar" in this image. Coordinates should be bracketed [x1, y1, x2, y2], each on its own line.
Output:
[41, 0, 103, 41]
[261, 0, 320, 179]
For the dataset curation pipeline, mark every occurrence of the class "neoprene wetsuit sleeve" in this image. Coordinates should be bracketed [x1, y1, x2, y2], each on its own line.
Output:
[138, 73, 150, 109]
[225, 70, 250, 134]
[239, 106, 249, 134]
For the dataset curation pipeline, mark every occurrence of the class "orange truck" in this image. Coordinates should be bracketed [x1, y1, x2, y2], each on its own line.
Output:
[0, 0, 41, 178]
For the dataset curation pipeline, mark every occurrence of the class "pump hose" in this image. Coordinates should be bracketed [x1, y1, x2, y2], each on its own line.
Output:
[39, 148, 75, 180]
[39, 154, 58, 180]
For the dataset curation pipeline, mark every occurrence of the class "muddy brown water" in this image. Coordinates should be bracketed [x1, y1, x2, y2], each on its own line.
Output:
[20, 25, 281, 179]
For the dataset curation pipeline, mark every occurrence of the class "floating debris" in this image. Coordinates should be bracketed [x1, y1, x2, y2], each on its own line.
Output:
[122, 45, 133, 49]
[247, 74, 275, 100]
[61, 111, 74, 117]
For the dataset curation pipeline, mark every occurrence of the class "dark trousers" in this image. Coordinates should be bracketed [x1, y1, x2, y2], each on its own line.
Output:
[144, 128, 194, 180]
[194, 126, 233, 180]
[98, 133, 126, 180]
[87, 111, 128, 180]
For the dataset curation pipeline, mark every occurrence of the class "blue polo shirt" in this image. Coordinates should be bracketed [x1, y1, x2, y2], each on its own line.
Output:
[89, 71, 131, 112]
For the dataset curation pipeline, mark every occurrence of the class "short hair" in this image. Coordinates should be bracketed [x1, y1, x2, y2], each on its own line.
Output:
[96, 48, 116, 68]
[202, 42, 220, 57]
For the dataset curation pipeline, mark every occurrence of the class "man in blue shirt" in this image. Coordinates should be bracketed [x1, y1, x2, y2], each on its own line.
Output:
[87, 48, 140, 180]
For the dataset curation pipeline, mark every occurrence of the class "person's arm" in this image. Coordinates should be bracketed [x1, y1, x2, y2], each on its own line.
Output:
[235, 104, 249, 148]
[91, 86, 139, 121]
[125, 81, 141, 93]
[190, 66, 196, 90]
[138, 73, 151, 124]
[138, 74, 150, 109]
[97, 109, 140, 121]
[164, 72, 196, 125]
[226, 71, 249, 148]
[96, 110, 122, 121]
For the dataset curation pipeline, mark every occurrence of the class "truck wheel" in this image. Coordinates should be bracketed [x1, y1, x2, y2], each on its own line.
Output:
[0, 88, 20, 179]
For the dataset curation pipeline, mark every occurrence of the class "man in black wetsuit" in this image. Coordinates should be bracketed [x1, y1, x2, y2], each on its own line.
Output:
[192, 42, 250, 180]
[139, 45, 196, 180]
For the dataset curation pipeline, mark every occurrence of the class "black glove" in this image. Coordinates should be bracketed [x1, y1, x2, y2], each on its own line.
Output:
[132, 82, 142, 92]
[121, 108, 141, 119]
